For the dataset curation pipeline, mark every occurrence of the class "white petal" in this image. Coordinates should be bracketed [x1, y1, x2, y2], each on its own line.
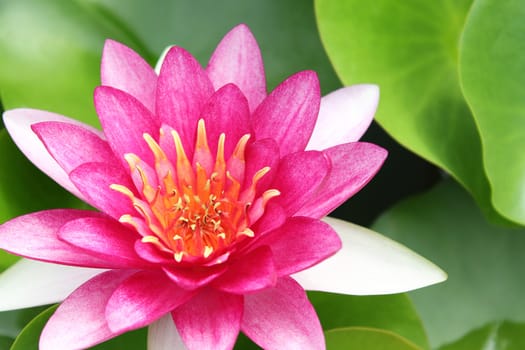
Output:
[306, 84, 379, 151]
[148, 313, 187, 350]
[2, 109, 103, 201]
[293, 217, 447, 295]
[0, 259, 105, 311]
[154, 46, 175, 75]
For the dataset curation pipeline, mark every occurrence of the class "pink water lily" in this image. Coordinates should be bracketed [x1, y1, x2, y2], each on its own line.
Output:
[0, 24, 446, 349]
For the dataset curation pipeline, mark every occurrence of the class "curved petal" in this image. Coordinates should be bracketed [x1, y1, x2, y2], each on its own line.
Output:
[293, 217, 448, 295]
[40, 269, 135, 350]
[0, 209, 115, 267]
[206, 24, 266, 112]
[94, 86, 160, 166]
[241, 276, 324, 350]
[69, 162, 136, 220]
[58, 217, 149, 268]
[253, 217, 341, 276]
[106, 270, 194, 333]
[252, 71, 320, 155]
[162, 264, 227, 290]
[172, 289, 243, 350]
[101, 39, 157, 113]
[156, 46, 214, 154]
[0, 259, 104, 311]
[148, 314, 187, 350]
[297, 142, 388, 218]
[2, 108, 102, 200]
[243, 138, 280, 195]
[306, 84, 379, 150]
[32, 121, 117, 173]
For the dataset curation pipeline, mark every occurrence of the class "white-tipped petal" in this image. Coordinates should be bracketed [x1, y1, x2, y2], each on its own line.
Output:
[306, 84, 379, 151]
[148, 313, 187, 350]
[0, 259, 104, 311]
[293, 217, 447, 295]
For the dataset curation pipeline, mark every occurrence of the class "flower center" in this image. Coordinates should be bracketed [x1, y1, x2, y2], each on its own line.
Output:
[111, 119, 279, 264]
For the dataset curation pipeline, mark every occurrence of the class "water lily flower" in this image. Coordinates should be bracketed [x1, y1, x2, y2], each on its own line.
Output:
[0, 24, 446, 349]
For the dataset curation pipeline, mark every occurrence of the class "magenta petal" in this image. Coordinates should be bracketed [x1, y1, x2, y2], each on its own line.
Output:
[162, 264, 227, 290]
[242, 277, 324, 350]
[106, 270, 194, 333]
[200, 84, 251, 156]
[252, 71, 320, 155]
[206, 24, 266, 112]
[173, 289, 243, 350]
[271, 150, 330, 215]
[243, 138, 280, 194]
[212, 246, 276, 294]
[40, 270, 135, 350]
[58, 217, 149, 269]
[69, 162, 136, 219]
[101, 40, 157, 113]
[0, 209, 114, 268]
[94, 86, 159, 166]
[156, 46, 214, 154]
[254, 217, 341, 276]
[297, 142, 388, 218]
[32, 121, 117, 173]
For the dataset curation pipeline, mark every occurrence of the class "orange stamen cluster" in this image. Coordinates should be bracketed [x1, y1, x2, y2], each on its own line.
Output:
[111, 119, 279, 264]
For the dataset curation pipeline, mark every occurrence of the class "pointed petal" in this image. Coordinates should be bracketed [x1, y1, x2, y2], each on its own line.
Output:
[242, 277, 324, 350]
[254, 217, 341, 276]
[293, 217, 448, 295]
[162, 264, 227, 290]
[69, 162, 136, 219]
[297, 142, 388, 218]
[101, 39, 157, 113]
[2, 108, 102, 200]
[148, 314, 187, 350]
[271, 150, 330, 215]
[32, 121, 117, 172]
[243, 138, 280, 195]
[173, 289, 243, 350]
[156, 46, 214, 154]
[154, 46, 174, 75]
[307, 85, 379, 150]
[40, 270, 134, 350]
[0, 260, 104, 311]
[206, 24, 266, 112]
[0, 209, 114, 267]
[94, 86, 159, 166]
[58, 217, 149, 268]
[212, 246, 276, 294]
[106, 270, 194, 333]
[252, 71, 320, 155]
[200, 84, 251, 156]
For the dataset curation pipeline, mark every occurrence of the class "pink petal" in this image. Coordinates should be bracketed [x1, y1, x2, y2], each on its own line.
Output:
[58, 217, 149, 269]
[162, 264, 227, 290]
[2, 109, 102, 200]
[156, 46, 214, 155]
[101, 40, 157, 113]
[0, 209, 115, 268]
[148, 314, 186, 350]
[172, 289, 243, 350]
[241, 277, 324, 350]
[94, 86, 159, 166]
[243, 138, 280, 195]
[306, 85, 379, 150]
[106, 270, 194, 333]
[271, 150, 330, 215]
[252, 71, 320, 155]
[40, 270, 135, 350]
[200, 84, 251, 156]
[206, 24, 266, 112]
[297, 142, 388, 218]
[69, 162, 136, 219]
[253, 217, 341, 276]
[249, 202, 287, 236]
[212, 246, 276, 294]
[32, 121, 117, 173]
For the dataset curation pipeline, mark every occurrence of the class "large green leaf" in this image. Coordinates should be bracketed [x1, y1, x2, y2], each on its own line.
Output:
[314, 0, 514, 223]
[325, 327, 421, 350]
[459, 0, 525, 224]
[373, 179, 525, 348]
[439, 321, 525, 350]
